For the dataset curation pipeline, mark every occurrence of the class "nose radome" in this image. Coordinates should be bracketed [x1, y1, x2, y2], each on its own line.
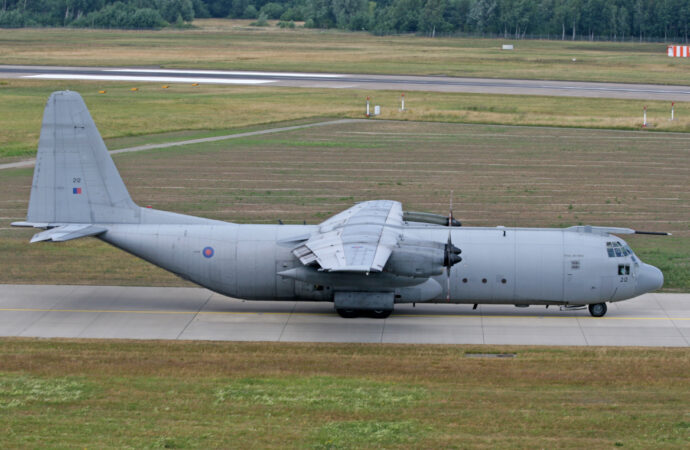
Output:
[636, 263, 664, 295]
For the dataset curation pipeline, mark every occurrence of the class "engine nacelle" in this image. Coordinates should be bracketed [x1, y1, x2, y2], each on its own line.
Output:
[385, 244, 445, 278]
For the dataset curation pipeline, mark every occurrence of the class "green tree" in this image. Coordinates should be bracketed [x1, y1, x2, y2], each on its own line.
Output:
[468, 0, 496, 32]
[332, 0, 369, 29]
[157, 0, 194, 22]
[419, 0, 449, 34]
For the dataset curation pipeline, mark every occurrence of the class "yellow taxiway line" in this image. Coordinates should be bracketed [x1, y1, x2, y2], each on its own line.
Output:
[0, 307, 687, 321]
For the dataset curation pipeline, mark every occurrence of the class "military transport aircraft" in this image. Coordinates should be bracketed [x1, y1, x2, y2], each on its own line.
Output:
[13, 91, 667, 318]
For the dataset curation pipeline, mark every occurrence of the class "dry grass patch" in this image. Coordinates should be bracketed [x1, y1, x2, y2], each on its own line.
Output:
[0, 339, 688, 448]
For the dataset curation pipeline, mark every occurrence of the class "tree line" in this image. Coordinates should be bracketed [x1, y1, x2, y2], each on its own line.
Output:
[1, 0, 688, 42]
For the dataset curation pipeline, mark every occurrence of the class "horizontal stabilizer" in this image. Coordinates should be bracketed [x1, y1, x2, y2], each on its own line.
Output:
[29, 224, 107, 243]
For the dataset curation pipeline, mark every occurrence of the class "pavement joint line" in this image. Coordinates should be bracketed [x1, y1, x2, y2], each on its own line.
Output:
[176, 291, 214, 340]
[577, 316, 590, 346]
[1, 308, 687, 320]
[14, 287, 78, 336]
[657, 292, 690, 345]
[277, 301, 297, 342]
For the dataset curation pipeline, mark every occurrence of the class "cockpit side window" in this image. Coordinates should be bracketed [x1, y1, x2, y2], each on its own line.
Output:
[606, 242, 615, 257]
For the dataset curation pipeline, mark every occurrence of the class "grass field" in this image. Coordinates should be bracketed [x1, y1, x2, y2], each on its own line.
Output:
[1, 120, 688, 290]
[1, 19, 689, 86]
[2, 80, 690, 161]
[0, 339, 688, 448]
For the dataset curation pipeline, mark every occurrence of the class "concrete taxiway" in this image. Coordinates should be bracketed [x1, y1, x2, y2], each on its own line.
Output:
[1, 285, 687, 346]
[2, 65, 689, 101]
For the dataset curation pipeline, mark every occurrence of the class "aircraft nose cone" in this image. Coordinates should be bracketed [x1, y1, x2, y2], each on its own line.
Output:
[636, 263, 664, 295]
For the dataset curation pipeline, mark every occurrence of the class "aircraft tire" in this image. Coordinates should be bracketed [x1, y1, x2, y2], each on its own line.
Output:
[588, 303, 607, 317]
[369, 309, 393, 319]
[336, 308, 358, 318]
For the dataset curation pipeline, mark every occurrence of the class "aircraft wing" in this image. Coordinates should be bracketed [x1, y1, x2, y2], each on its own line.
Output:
[293, 200, 403, 273]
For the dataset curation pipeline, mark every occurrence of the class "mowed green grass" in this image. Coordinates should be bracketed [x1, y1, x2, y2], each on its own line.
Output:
[0, 340, 688, 448]
[1, 120, 688, 290]
[2, 80, 689, 161]
[1, 19, 688, 85]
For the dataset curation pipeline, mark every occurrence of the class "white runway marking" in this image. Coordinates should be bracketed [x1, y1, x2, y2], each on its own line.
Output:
[25, 74, 274, 84]
[104, 68, 343, 78]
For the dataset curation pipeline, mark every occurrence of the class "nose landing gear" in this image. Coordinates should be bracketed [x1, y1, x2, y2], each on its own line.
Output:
[588, 302, 608, 317]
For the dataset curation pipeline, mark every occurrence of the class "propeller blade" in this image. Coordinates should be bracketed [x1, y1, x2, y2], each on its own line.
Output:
[446, 191, 453, 301]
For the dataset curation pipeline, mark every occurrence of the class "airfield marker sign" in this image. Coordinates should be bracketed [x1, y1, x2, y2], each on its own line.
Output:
[668, 45, 689, 57]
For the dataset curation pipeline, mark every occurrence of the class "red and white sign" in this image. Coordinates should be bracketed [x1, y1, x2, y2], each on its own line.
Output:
[668, 45, 689, 57]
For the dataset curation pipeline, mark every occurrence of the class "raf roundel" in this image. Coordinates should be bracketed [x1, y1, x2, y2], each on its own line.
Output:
[202, 246, 214, 258]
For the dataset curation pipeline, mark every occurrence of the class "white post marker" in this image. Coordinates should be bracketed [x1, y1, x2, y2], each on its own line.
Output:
[671, 102, 675, 121]
[366, 96, 370, 118]
[401, 93, 405, 111]
[643, 105, 647, 128]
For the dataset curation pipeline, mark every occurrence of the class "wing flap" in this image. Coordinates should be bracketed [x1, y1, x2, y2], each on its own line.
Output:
[294, 200, 402, 273]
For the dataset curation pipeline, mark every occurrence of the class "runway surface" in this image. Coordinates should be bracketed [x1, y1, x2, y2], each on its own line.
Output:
[1, 285, 688, 347]
[2, 65, 689, 101]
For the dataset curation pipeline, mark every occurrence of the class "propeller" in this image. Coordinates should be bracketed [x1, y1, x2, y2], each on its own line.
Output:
[444, 192, 462, 301]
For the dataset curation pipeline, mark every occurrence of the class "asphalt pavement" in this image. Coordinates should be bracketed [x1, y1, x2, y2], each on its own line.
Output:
[1, 284, 687, 346]
[2, 64, 689, 101]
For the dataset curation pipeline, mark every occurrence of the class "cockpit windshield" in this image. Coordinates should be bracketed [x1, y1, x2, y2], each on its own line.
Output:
[606, 241, 634, 258]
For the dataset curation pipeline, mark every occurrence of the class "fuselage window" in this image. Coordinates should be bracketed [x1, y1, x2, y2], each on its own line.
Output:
[618, 264, 630, 275]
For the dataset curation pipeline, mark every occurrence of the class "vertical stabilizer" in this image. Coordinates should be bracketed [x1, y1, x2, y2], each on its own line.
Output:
[26, 91, 139, 224]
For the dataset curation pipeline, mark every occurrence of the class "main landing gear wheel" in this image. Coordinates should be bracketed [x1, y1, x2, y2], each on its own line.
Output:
[336, 308, 358, 318]
[369, 309, 393, 319]
[588, 303, 607, 317]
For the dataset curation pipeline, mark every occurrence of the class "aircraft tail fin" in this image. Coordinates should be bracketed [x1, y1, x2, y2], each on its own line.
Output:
[23, 91, 140, 225]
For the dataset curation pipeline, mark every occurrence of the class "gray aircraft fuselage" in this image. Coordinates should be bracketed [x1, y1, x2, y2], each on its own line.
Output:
[101, 207, 661, 307]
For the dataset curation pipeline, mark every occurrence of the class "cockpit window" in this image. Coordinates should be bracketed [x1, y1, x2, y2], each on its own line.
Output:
[606, 241, 633, 258]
